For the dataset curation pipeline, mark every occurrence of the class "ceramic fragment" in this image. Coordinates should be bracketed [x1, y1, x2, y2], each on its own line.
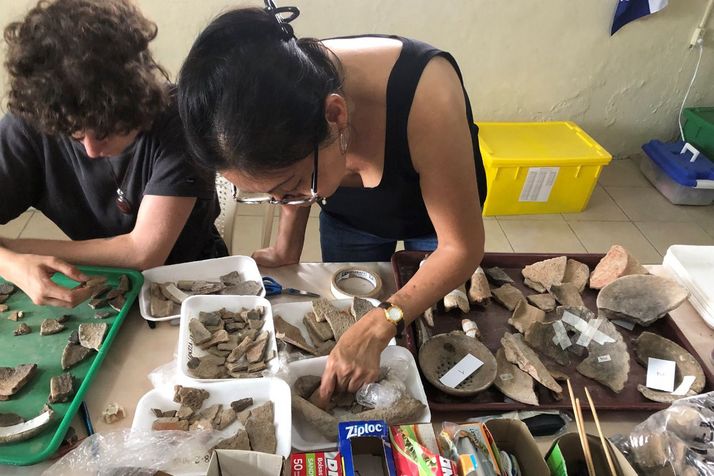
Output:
[494, 348, 538, 406]
[468, 267, 491, 305]
[40, 319, 65, 336]
[49, 373, 73, 403]
[492, 284, 525, 312]
[501, 332, 562, 394]
[0, 364, 37, 400]
[597, 275, 689, 326]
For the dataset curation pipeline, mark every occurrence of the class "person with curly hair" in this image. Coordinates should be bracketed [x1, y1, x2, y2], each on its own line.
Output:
[0, 0, 227, 308]
[178, 5, 487, 402]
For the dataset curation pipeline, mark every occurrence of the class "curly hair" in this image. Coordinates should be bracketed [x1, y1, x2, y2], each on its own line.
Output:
[4, 0, 169, 138]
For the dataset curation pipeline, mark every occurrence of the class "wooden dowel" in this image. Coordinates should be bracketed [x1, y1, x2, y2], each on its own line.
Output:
[585, 387, 618, 476]
[567, 379, 595, 476]
[575, 397, 596, 476]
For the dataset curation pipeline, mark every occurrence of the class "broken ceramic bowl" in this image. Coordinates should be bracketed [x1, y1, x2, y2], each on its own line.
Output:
[634, 331, 705, 402]
[597, 275, 689, 326]
[418, 331, 497, 397]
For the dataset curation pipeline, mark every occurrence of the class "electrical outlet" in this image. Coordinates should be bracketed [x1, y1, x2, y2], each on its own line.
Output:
[690, 27, 705, 47]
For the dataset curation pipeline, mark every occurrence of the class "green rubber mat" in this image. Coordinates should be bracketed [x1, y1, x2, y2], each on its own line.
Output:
[0, 266, 143, 465]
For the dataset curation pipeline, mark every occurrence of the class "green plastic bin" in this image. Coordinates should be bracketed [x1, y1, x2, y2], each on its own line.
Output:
[683, 107, 714, 162]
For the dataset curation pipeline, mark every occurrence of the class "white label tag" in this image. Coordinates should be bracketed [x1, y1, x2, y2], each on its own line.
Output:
[646, 357, 677, 392]
[672, 375, 697, 396]
[440, 354, 484, 388]
[519, 167, 559, 202]
[597, 354, 612, 363]
[611, 319, 636, 331]
[499, 373, 514, 381]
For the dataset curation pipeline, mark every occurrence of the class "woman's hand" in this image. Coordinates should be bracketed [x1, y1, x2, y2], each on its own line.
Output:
[251, 247, 299, 268]
[3, 253, 93, 308]
[317, 308, 395, 406]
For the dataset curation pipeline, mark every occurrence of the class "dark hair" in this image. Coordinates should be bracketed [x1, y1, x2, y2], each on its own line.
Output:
[177, 7, 343, 174]
[4, 0, 169, 138]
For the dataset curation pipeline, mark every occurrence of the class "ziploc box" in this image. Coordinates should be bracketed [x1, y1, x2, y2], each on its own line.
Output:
[390, 424, 457, 476]
[338, 420, 397, 476]
[288, 451, 342, 476]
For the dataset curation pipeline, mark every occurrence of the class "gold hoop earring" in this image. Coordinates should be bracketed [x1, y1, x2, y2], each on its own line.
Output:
[339, 130, 349, 155]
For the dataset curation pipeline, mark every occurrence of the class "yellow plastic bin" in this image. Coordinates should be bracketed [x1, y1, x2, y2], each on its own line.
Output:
[478, 122, 612, 216]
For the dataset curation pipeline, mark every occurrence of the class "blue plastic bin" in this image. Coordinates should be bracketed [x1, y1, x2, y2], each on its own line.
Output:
[640, 140, 714, 205]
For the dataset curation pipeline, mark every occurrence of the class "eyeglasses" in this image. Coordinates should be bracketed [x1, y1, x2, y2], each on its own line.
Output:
[232, 145, 325, 206]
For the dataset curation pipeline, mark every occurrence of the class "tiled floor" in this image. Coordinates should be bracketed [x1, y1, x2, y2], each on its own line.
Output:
[1, 157, 713, 264]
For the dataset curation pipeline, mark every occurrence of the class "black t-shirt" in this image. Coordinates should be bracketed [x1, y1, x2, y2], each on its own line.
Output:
[0, 102, 226, 265]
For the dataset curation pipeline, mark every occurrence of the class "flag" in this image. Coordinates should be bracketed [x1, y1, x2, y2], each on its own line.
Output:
[611, 0, 669, 35]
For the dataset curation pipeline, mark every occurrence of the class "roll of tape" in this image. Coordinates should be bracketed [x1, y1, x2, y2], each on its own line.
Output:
[330, 268, 383, 300]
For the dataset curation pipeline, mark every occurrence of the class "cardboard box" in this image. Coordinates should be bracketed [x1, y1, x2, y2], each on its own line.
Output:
[390, 424, 457, 476]
[485, 419, 550, 476]
[288, 451, 342, 476]
[206, 449, 283, 476]
[339, 420, 397, 476]
[546, 432, 637, 476]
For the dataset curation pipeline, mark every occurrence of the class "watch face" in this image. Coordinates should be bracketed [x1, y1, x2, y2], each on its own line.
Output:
[386, 306, 402, 322]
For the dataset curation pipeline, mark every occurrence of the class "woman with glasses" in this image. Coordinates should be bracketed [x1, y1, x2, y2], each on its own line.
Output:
[178, 4, 487, 403]
[0, 0, 227, 308]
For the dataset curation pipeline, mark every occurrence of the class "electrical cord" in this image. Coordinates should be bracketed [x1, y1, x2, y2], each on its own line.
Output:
[679, 41, 705, 141]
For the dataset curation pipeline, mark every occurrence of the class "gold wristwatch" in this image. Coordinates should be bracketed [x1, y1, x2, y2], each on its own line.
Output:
[378, 301, 405, 336]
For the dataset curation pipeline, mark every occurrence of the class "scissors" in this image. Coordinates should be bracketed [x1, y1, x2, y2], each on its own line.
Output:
[262, 276, 320, 298]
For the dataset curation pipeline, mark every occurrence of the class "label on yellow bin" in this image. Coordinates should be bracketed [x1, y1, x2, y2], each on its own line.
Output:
[519, 167, 559, 202]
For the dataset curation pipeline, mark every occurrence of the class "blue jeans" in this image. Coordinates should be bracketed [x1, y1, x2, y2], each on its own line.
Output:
[319, 212, 438, 262]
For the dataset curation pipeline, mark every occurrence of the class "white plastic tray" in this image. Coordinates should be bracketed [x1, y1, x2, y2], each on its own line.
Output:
[272, 298, 380, 348]
[131, 378, 292, 459]
[140, 255, 265, 322]
[663, 245, 714, 329]
[177, 295, 278, 381]
[285, 345, 431, 451]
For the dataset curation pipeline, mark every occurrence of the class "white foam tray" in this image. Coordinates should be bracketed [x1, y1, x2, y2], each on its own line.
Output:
[663, 245, 714, 329]
[139, 255, 265, 322]
[131, 378, 292, 461]
[285, 345, 431, 451]
[177, 295, 278, 381]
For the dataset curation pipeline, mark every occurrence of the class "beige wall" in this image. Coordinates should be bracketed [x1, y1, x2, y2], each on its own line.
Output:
[0, 0, 712, 158]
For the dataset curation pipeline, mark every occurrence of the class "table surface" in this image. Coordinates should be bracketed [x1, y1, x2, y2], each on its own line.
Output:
[7, 263, 713, 474]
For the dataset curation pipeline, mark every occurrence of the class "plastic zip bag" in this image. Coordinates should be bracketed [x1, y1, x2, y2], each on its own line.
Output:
[42, 429, 224, 476]
[611, 390, 714, 475]
[355, 354, 410, 409]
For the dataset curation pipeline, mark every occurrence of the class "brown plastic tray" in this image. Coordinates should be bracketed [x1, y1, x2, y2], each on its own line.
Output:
[392, 250, 714, 412]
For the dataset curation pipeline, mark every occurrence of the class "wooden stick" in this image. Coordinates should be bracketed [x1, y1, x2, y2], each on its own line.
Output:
[567, 379, 595, 476]
[575, 397, 596, 476]
[585, 387, 618, 476]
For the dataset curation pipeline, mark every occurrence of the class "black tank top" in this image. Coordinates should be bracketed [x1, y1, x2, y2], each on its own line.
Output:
[320, 35, 487, 239]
